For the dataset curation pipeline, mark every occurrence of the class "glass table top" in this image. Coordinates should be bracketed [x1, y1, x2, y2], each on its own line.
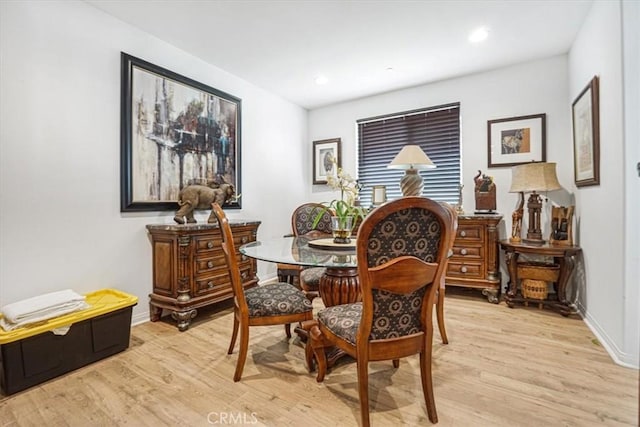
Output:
[239, 236, 357, 268]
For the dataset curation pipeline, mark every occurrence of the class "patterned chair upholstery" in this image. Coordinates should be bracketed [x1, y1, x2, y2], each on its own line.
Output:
[277, 203, 334, 301]
[307, 197, 453, 426]
[211, 203, 313, 382]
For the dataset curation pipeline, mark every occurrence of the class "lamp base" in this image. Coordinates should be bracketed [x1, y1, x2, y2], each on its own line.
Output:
[400, 169, 423, 197]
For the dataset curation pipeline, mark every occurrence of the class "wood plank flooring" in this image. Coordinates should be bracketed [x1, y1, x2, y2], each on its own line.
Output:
[1, 290, 638, 426]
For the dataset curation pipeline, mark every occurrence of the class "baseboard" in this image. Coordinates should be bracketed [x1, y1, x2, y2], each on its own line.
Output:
[578, 301, 639, 369]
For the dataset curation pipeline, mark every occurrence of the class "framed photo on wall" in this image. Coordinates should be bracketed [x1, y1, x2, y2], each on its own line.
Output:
[487, 113, 546, 168]
[313, 138, 341, 184]
[120, 52, 242, 212]
[572, 76, 600, 187]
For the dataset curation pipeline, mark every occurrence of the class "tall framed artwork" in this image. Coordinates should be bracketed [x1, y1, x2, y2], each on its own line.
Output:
[120, 53, 242, 212]
[487, 114, 546, 167]
[572, 76, 600, 187]
[313, 138, 341, 184]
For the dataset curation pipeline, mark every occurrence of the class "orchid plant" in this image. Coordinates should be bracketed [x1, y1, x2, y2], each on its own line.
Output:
[313, 158, 368, 231]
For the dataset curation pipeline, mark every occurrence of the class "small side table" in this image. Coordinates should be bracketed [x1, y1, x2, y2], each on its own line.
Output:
[499, 241, 582, 316]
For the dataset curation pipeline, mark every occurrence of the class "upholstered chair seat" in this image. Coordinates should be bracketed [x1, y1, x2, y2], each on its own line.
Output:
[245, 282, 313, 317]
[316, 302, 362, 345]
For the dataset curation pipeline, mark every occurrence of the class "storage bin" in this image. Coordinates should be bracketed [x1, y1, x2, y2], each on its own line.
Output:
[0, 289, 138, 395]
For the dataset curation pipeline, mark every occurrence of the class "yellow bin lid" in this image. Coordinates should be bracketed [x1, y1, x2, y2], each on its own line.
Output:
[0, 288, 138, 344]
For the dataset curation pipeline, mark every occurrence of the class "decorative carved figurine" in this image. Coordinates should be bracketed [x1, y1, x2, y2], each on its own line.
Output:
[174, 182, 235, 224]
[474, 170, 496, 213]
[510, 192, 524, 242]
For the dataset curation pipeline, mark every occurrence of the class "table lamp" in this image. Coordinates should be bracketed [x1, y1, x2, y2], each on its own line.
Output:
[388, 145, 436, 196]
[509, 162, 561, 244]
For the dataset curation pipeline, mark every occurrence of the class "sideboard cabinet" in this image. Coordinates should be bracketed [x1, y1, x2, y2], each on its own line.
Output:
[146, 220, 260, 331]
[445, 214, 502, 303]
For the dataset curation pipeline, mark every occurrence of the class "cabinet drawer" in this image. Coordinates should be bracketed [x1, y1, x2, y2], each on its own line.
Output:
[446, 261, 483, 279]
[194, 267, 252, 296]
[456, 224, 484, 242]
[194, 272, 230, 295]
[451, 245, 483, 259]
[195, 255, 227, 275]
[233, 232, 254, 247]
[195, 235, 222, 253]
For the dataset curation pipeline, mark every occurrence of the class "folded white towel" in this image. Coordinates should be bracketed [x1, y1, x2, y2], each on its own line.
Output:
[0, 289, 90, 331]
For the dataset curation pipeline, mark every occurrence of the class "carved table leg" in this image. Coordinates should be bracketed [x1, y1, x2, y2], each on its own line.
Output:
[171, 309, 197, 331]
[556, 255, 578, 316]
[504, 250, 520, 308]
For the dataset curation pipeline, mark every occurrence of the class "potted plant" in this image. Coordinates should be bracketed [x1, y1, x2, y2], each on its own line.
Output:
[313, 162, 368, 244]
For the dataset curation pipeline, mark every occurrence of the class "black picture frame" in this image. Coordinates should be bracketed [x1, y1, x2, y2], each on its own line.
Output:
[572, 76, 600, 187]
[312, 138, 341, 184]
[120, 52, 242, 212]
[487, 113, 546, 168]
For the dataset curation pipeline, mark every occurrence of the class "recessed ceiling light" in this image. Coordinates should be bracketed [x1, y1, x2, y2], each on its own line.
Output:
[469, 26, 489, 43]
[315, 75, 328, 85]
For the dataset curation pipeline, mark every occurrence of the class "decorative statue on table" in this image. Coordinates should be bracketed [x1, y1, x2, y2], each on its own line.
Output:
[174, 178, 236, 224]
[474, 170, 497, 213]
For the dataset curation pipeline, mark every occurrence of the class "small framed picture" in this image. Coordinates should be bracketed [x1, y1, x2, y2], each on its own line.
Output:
[487, 114, 546, 168]
[371, 185, 387, 206]
[572, 76, 600, 187]
[313, 138, 341, 184]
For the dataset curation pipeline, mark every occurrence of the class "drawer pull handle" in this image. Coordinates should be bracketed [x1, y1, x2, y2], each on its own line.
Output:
[460, 248, 467, 255]
[207, 241, 214, 249]
[241, 272, 248, 279]
[460, 231, 467, 237]
[241, 255, 247, 261]
[207, 281, 214, 289]
[241, 236, 248, 243]
[207, 261, 214, 268]
[460, 266, 468, 273]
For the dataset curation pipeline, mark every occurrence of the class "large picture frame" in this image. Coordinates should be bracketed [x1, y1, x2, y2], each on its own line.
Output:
[313, 138, 341, 184]
[120, 52, 241, 212]
[572, 76, 600, 187]
[487, 113, 546, 168]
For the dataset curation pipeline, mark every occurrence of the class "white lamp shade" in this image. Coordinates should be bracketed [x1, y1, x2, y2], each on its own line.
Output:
[509, 162, 562, 193]
[388, 145, 436, 170]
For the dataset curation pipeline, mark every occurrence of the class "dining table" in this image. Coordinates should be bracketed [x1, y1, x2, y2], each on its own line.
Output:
[239, 236, 361, 307]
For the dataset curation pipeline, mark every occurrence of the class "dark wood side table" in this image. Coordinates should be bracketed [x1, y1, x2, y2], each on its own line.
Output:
[499, 240, 582, 316]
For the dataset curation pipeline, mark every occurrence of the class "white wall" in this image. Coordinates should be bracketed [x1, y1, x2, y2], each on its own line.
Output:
[0, 1, 308, 324]
[568, 0, 637, 367]
[621, 0, 640, 369]
[309, 55, 573, 245]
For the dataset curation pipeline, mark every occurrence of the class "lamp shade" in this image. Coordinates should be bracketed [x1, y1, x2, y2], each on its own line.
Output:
[509, 162, 562, 193]
[388, 145, 436, 170]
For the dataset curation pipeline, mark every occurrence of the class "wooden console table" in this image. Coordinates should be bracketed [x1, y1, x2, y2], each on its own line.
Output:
[146, 221, 260, 331]
[500, 241, 582, 316]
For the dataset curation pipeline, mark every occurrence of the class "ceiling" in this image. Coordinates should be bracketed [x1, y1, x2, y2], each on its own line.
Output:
[86, 0, 593, 110]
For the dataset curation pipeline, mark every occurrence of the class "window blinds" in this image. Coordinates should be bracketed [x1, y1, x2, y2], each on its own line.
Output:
[357, 103, 461, 206]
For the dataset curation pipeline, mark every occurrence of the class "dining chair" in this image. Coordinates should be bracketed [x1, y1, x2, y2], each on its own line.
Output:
[307, 197, 453, 426]
[211, 203, 314, 382]
[277, 202, 334, 301]
[436, 202, 459, 345]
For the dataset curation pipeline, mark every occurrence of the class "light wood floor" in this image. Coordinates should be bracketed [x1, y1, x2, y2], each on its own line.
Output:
[1, 290, 638, 426]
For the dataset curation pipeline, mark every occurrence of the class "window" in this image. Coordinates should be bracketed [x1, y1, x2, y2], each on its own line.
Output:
[357, 103, 461, 207]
